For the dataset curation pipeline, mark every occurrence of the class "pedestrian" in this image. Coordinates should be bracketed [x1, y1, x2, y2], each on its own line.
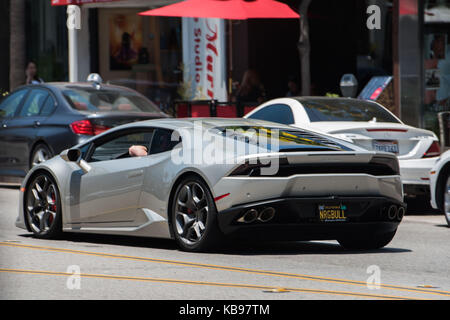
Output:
[234, 69, 266, 104]
[25, 61, 44, 85]
[286, 75, 299, 97]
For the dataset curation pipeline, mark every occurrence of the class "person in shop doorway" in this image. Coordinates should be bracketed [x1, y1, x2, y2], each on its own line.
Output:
[25, 61, 44, 85]
[234, 69, 266, 104]
[286, 75, 300, 97]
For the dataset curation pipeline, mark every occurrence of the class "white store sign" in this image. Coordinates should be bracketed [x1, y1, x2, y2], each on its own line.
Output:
[182, 18, 227, 102]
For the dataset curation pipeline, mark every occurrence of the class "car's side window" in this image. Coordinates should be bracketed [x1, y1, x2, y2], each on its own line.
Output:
[0, 90, 28, 118]
[150, 129, 182, 155]
[89, 129, 154, 162]
[248, 104, 295, 125]
[19, 89, 49, 117]
[40, 95, 57, 117]
[79, 143, 92, 160]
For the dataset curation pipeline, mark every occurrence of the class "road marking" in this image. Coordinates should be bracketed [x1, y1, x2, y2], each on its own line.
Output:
[0, 268, 419, 300]
[1, 241, 448, 297]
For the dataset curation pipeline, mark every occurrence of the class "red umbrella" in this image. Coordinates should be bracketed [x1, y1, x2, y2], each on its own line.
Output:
[139, 0, 300, 20]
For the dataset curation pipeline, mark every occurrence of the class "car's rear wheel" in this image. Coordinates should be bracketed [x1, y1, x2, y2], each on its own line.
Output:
[337, 230, 397, 250]
[171, 176, 223, 252]
[25, 173, 62, 239]
[442, 176, 450, 227]
[31, 144, 53, 168]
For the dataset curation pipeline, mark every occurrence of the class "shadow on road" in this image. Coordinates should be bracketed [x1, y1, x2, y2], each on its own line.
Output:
[20, 233, 177, 251]
[405, 196, 441, 215]
[212, 240, 411, 256]
[19, 233, 411, 256]
[0, 184, 20, 190]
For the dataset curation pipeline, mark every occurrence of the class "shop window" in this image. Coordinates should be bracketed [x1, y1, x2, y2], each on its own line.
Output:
[423, 0, 450, 133]
[99, 9, 182, 113]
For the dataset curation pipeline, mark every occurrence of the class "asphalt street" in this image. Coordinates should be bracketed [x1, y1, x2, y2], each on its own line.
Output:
[0, 185, 449, 300]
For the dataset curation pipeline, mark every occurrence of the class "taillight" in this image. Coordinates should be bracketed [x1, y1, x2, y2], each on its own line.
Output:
[71, 120, 94, 135]
[70, 120, 110, 136]
[423, 141, 441, 158]
[93, 125, 111, 136]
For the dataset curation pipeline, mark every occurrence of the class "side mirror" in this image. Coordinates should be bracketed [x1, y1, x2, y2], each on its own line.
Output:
[61, 148, 81, 162]
[61, 148, 91, 173]
[67, 149, 82, 162]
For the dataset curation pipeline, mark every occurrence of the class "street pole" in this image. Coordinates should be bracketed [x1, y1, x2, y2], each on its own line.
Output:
[9, 0, 26, 91]
[297, 0, 312, 96]
[67, 5, 80, 83]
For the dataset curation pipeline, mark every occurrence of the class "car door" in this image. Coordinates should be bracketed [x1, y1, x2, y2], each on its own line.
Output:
[246, 103, 296, 125]
[2, 88, 51, 175]
[0, 89, 30, 176]
[68, 128, 155, 225]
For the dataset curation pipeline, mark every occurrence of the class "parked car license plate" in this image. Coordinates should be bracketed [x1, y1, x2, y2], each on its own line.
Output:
[318, 204, 347, 222]
[372, 140, 399, 154]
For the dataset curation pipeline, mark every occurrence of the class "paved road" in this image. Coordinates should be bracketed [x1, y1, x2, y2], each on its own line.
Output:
[0, 186, 449, 300]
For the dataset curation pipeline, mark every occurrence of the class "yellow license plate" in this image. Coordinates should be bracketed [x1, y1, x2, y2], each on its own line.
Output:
[318, 204, 347, 222]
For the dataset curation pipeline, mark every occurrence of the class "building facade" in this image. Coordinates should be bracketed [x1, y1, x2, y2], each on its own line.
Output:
[3, 0, 450, 133]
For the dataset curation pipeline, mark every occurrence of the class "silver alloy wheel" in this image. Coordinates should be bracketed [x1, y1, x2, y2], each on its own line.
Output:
[444, 177, 450, 224]
[174, 182, 209, 245]
[26, 175, 58, 234]
[31, 147, 50, 167]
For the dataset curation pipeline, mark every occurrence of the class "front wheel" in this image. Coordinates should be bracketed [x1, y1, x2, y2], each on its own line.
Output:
[25, 173, 62, 239]
[442, 176, 450, 227]
[337, 230, 397, 250]
[171, 176, 223, 252]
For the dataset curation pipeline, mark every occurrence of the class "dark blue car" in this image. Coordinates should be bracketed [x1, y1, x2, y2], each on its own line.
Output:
[0, 82, 169, 178]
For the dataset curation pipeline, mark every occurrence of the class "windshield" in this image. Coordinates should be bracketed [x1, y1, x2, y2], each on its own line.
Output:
[299, 99, 400, 123]
[62, 87, 161, 113]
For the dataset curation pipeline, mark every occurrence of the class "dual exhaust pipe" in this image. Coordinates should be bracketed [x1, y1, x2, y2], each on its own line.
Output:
[387, 205, 405, 221]
[238, 207, 276, 224]
[239, 204, 405, 224]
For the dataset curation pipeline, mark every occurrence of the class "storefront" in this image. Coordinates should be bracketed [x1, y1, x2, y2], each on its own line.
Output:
[50, 0, 182, 112]
[422, 0, 450, 133]
[36, 0, 448, 133]
[48, 0, 394, 115]
[48, 0, 234, 113]
[397, 0, 450, 133]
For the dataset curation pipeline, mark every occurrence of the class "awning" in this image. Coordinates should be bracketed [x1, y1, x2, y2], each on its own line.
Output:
[140, 0, 299, 20]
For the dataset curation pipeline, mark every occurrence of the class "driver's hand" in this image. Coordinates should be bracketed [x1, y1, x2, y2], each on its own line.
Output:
[129, 145, 148, 157]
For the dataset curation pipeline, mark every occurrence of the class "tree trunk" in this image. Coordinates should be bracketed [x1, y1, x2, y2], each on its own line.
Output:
[297, 0, 311, 96]
[10, 0, 26, 91]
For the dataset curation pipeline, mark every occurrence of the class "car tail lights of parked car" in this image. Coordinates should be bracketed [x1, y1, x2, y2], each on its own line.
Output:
[70, 120, 111, 136]
[423, 141, 441, 158]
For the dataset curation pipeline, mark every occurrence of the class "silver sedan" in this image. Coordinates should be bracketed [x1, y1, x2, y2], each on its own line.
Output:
[16, 118, 405, 252]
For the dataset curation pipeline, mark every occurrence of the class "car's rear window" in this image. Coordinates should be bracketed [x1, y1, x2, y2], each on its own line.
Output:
[299, 99, 400, 123]
[212, 126, 350, 151]
[62, 87, 161, 113]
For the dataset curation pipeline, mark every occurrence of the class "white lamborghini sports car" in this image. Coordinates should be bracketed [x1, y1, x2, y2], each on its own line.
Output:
[16, 118, 405, 252]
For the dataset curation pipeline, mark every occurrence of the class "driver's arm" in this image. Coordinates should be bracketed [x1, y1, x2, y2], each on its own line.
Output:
[129, 145, 148, 157]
